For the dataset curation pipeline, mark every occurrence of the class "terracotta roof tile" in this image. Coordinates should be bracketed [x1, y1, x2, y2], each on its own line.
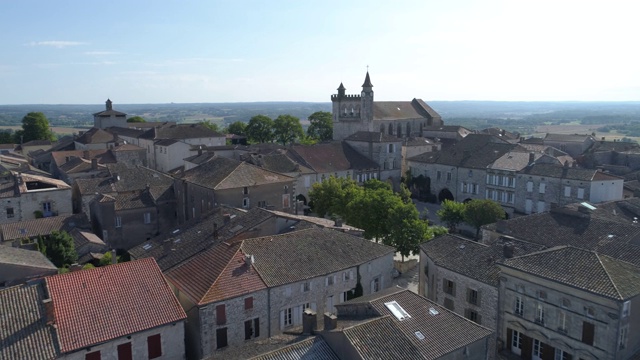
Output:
[46, 258, 186, 353]
[288, 142, 379, 173]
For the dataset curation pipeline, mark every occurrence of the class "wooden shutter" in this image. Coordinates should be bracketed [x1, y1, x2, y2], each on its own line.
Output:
[117, 342, 132, 360]
[521, 335, 533, 360]
[582, 321, 595, 345]
[216, 304, 226, 325]
[147, 334, 162, 359]
[245, 320, 252, 340]
[244, 297, 253, 310]
[254, 318, 260, 338]
[452, 281, 456, 297]
[85, 351, 101, 360]
[542, 344, 555, 360]
[477, 290, 482, 306]
[279, 310, 285, 329]
[216, 328, 228, 349]
[442, 279, 447, 292]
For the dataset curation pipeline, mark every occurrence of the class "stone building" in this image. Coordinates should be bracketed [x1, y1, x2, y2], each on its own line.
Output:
[164, 227, 395, 359]
[344, 131, 403, 187]
[331, 72, 443, 141]
[543, 133, 596, 158]
[93, 99, 128, 129]
[0, 246, 57, 288]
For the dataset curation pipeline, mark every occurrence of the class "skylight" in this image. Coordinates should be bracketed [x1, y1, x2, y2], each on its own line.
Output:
[414, 331, 425, 340]
[384, 301, 411, 321]
[429, 308, 440, 316]
[142, 244, 152, 250]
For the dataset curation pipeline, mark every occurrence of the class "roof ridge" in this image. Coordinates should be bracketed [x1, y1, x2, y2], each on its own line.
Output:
[213, 160, 243, 190]
[596, 253, 624, 300]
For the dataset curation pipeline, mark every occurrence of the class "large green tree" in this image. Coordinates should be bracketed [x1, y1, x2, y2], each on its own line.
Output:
[437, 200, 466, 232]
[308, 176, 362, 219]
[38, 230, 77, 268]
[126, 116, 146, 123]
[15, 112, 54, 143]
[201, 120, 223, 133]
[273, 114, 304, 146]
[227, 121, 247, 136]
[462, 199, 506, 240]
[246, 115, 275, 143]
[306, 111, 333, 141]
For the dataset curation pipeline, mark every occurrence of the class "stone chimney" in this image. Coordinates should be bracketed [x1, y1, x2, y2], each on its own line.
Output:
[111, 249, 117, 264]
[198, 146, 203, 156]
[302, 309, 317, 335]
[91, 158, 98, 170]
[323, 312, 337, 331]
[503, 243, 515, 259]
[43, 298, 55, 325]
[528, 152, 535, 165]
[83, 150, 90, 159]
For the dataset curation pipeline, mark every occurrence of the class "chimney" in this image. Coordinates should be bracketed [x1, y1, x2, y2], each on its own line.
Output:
[334, 218, 343, 227]
[111, 249, 117, 264]
[198, 146, 203, 156]
[244, 254, 254, 267]
[223, 214, 231, 224]
[213, 222, 219, 239]
[503, 243, 515, 259]
[91, 158, 98, 170]
[501, 129, 506, 136]
[563, 161, 569, 169]
[528, 152, 535, 165]
[302, 309, 317, 335]
[323, 312, 337, 331]
[43, 298, 55, 325]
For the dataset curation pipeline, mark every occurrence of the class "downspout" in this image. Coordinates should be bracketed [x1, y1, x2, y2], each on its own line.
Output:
[267, 287, 272, 338]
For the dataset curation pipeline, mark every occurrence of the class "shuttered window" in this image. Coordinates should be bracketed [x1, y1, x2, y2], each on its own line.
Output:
[147, 334, 162, 359]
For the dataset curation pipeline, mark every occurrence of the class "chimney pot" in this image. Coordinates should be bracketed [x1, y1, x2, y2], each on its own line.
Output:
[111, 249, 117, 264]
[303, 309, 317, 335]
[323, 312, 337, 331]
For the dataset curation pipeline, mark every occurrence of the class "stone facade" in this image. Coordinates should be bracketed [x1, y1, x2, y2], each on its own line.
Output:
[345, 137, 403, 185]
[0, 185, 72, 225]
[498, 267, 639, 360]
[59, 322, 185, 360]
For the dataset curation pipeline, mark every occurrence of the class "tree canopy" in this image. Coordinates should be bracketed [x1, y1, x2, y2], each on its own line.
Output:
[462, 199, 506, 239]
[38, 230, 77, 268]
[306, 111, 333, 141]
[246, 115, 275, 143]
[309, 177, 441, 258]
[201, 120, 223, 133]
[227, 121, 247, 136]
[273, 114, 304, 146]
[126, 116, 146, 123]
[437, 200, 466, 232]
[15, 112, 54, 143]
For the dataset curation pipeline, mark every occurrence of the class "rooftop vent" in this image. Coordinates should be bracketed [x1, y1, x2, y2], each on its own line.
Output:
[428, 307, 440, 316]
[384, 301, 411, 321]
[414, 331, 425, 340]
[142, 243, 152, 250]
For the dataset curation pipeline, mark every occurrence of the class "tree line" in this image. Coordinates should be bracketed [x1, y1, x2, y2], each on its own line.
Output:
[0, 112, 56, 144]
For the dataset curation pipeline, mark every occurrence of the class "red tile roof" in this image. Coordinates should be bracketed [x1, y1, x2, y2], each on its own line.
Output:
[166, 242, 267, 305]
[46, 258, 186, 353]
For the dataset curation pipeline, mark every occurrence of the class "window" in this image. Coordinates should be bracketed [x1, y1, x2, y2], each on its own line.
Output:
[577, 187, 585, 199]
[326, 275, 335, 286]
[533, 339, 542, 359]
[244, 297, 253, 310]
[564, 185, 571, 197]
[85, 351, 101, 360]
[623, 301, 631, 317]
[437, 171, 442, 181]
[43, 202, 51, 213]
[585, 306, 595, 318]
[536, 303, 545, 324]
[371, 277, 380, 293]
[507, 192, 515, 204]
[117, 342, 132, 360]
[539, 182, 546, 194]
[282, 307, 293, 328]
[243, 197, 250, 208]
[388, 144, 394, 153]
[245, 319, 258, 340]
[243, 187, 249, 195]
[536, 290, 547, 300]
[443, 279, 455, 296]
[466, 309, 480, 324]
[147, 334, 162, 359]
[512, 330, 522, 355]
[514, 296, 524, 316]
[302, 281, 311, 292]
[115, 216, 122, 228]
[257, 201, 266, 208]
[216, 304, 226, 325]
[527, 181, 533, 192]
[562, 298, 571, 308]
[216, 328, 228, 349]
[558, 310, 567, 333]
[144, 212, 151, 224]
[509, 177, 516, 188]
[444, 298, 454, 311]
[582, 321, 595, 345]
[555, 349, 570, 360]
[446, 172, 452, 182]
[468, 289, 479, 305]
[6, 207, 13, 218]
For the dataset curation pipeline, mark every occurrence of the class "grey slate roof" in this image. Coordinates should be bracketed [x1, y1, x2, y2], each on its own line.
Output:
[544, 133, 594, 143]
[337, 289, 493, 360]
[0, 246, 57, 270]
[242, 227, 395, 286]
[0, 282, 59, 360]
[501, 246, 640, 300]
[421, 234, 544, 286]
[250, 337, 339, 360]
[409, 135, 516, 169]
[139, 123, 223, 140]
[74, 128, 115, 145]
[0, 214, 90, 242]
[74, 164, 174, 201]
[520, 163, 622, 181]
[287, 142, 379, 173]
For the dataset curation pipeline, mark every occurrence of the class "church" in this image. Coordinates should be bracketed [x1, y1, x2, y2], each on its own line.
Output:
[331, 72, 443, 141]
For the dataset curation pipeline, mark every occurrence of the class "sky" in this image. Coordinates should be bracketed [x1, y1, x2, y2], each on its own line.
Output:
[1, 0, 639, 104]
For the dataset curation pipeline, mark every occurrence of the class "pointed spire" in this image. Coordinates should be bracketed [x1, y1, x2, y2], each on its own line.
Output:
[106, 98, 113, 111]
[337, 82, 345, 91]
[362, 71, 373, 88]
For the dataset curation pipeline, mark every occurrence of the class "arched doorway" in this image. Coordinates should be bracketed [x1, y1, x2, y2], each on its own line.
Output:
[438, 189, 454, 203]
[296, 194, 307, 205]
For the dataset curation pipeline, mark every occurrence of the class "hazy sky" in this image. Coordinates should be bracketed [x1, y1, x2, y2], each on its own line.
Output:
[1, 0, 638, 104]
